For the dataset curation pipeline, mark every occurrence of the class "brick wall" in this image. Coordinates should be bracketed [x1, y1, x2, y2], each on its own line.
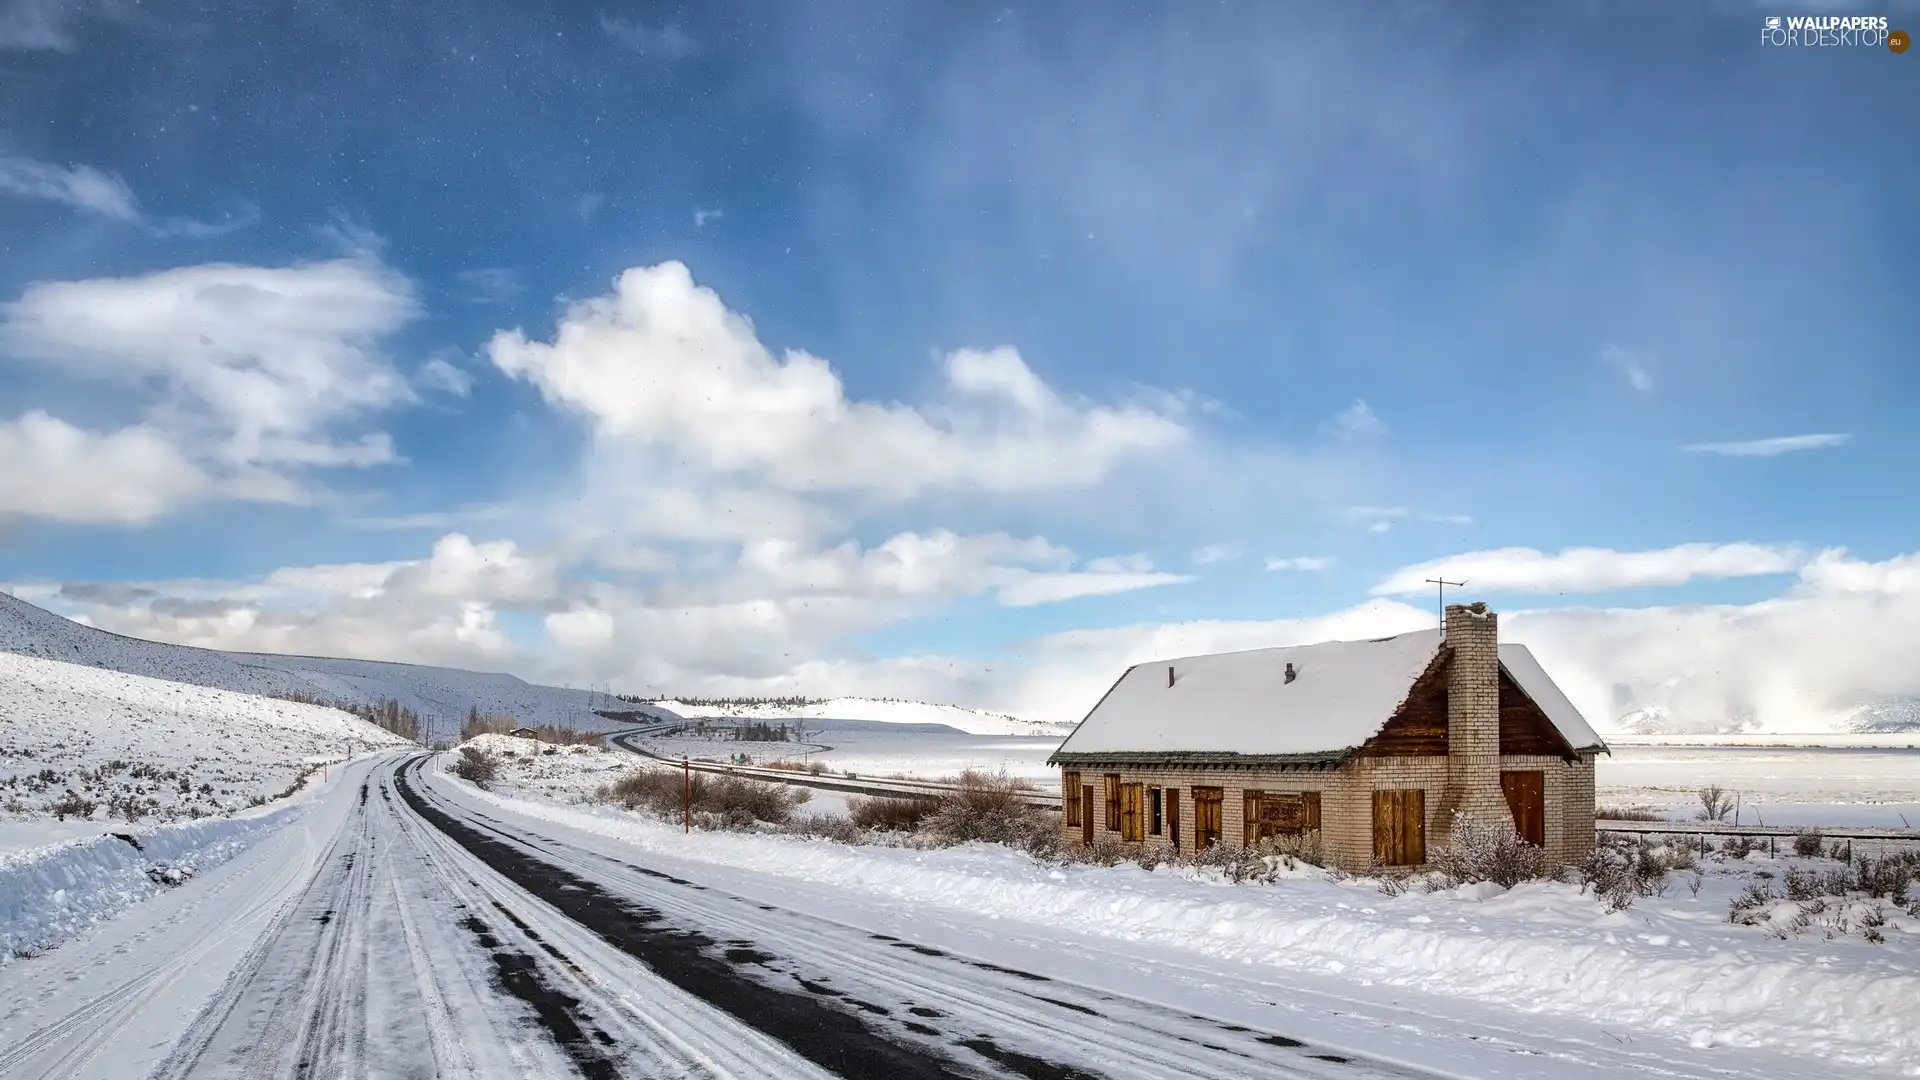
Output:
[1059, 748, 1598, 874]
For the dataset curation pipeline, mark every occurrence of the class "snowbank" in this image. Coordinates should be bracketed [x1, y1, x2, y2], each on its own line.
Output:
[0, 803, 303, 964]
[447, 777, 1920, 1073]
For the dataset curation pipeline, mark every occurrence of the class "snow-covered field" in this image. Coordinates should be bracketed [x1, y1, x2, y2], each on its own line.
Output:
[447, 755, 1920, 1075]
[0, 651, 409, 841]
[625, 723, 1920, 831]
[0, 593, 641, 743]
[653, 696, 1073, 737]
[1601, 743, 1920, 828]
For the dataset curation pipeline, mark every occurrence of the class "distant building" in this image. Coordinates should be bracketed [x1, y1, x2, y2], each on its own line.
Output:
[1047, 603, 1607, 872]
[508, 727, 541, 739]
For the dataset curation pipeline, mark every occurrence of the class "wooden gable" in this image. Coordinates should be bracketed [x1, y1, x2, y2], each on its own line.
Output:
[1498, 667, 1576, 758]
[1357, 650, 1577, 759]
[1358, 651, 1449, 756]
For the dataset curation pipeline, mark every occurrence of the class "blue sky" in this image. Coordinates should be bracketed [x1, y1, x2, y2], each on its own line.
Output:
[1, 1, 1916, 728]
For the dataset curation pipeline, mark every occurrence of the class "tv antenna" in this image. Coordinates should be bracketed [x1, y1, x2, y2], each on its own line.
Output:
[1424, 577, 1467, 634]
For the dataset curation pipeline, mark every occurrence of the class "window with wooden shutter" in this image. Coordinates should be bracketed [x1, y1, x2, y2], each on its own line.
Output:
[1242, 790, 1263, 847]
[1120, 783, 1145, 842]
[1105, 774, 1122, 831]
[1063, 772, 1082, 827]
[1372, 789, 1426, 866]
[1244, 791, 1320, 843]
[1193, 787, 1223, 850]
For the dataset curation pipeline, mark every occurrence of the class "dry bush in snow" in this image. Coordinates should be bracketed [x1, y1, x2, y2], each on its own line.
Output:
[452, 746, 500, 789]
[1432, 812, 1545, 889]
[923, 769, 1053, 852]
[848, 796, 935, 832]
[593, 768, 810, 826]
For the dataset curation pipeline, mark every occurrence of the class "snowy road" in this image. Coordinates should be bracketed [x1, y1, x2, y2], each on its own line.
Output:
[3, 753, 1896, 1079]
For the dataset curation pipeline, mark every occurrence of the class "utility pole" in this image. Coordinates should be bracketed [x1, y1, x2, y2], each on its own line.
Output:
[1424, 577, 1466, 636]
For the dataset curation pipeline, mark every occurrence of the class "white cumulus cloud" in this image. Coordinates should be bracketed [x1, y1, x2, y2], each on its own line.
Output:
[1371, 542, 1804, 596]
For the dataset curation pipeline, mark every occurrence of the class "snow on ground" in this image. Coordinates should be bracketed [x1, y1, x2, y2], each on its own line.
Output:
[653, 696, 1073, 737]
[1600, 743, 1920, 828]
[0, 593, 645, 744]
[446, 772, 1920, 1075]
[0, 801, 303, 964]
[0, 650, 408, 836]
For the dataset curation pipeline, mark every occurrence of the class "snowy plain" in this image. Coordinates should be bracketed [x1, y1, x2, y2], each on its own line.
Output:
[443, 743, 1920, 1077]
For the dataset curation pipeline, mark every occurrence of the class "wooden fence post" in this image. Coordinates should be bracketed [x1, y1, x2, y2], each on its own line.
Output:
[683, 756, 691, 834]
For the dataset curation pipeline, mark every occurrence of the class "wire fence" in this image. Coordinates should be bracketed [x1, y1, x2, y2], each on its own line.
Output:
[1598, 819, 1920, 857]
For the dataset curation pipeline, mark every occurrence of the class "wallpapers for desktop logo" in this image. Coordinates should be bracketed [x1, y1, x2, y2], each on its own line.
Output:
[1760, 14, 1906, 50]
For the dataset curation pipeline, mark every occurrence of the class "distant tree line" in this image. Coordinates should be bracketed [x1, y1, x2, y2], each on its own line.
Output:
[271, 691, 424, 743]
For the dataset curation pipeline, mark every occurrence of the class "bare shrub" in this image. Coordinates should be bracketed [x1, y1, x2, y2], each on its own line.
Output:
[849, 796, 935, 832]
[47, 790, 95, 821]
[593, 768, 809, 826]
[923, 769, 1051, 849]
[775, 813, 866, 843]
[1792, 830, 1824, 857]
[1720, 834, 1757, 858]
[1697, 785, 1734, 823]
[1432, 812, 1545, 889]
[1133, 842, 1177, 870]
[452, 746, 500, 788]
[1574, 836, 1679, 912]
[1191, 843, 1281, 884]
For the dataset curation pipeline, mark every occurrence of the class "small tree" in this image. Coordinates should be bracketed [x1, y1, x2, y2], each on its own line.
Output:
[452, 746, 500, 789]
[1697, 785, 1735, 823]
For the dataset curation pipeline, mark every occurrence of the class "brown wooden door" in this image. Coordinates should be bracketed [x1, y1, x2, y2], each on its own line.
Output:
[1372, 789, 1426, 866]
[1081, 789, 1095, 845]
[1501, 770, 1545, 847]
[1166, 788, 1180, 849]
[1194, 787, 1223, 850]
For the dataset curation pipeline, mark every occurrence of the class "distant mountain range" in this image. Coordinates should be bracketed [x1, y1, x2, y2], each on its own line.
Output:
[1844, 697, 1920, 733]
[0, 593, 645, 744]
[1610, 698, 1920, 736]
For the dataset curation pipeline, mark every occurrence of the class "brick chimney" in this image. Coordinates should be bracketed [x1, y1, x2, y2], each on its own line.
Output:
[1432, 602, 1514, 844]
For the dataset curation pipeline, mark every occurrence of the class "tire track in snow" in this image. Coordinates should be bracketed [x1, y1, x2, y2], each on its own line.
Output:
[393, 759, 979, 1079]
[408, 763, 1439, 1080]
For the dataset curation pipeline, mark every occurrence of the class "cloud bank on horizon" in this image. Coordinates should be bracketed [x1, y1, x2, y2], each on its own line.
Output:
[0, 2, 1912, 734]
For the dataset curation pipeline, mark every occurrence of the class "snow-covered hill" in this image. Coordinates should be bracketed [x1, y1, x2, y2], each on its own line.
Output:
[0, 593, 643, 743]
[0, 650, 409, 828]
[1846, 697, 1920, 733]
[650, 697, 1074, 737]
[1612, 704, 1765, 737]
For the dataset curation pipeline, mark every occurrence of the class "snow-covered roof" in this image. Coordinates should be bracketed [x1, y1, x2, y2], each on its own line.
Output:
[1051, 628, 1607, 762]
[1498, 643, 1606, 752]
[1052, 629, 1446, 760]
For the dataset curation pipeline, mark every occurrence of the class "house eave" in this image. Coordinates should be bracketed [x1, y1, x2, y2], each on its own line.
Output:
[1046, 749, 1353, 768]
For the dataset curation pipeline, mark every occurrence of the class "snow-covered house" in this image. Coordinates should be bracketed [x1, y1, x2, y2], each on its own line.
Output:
[1047, 603, 1608, 872]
